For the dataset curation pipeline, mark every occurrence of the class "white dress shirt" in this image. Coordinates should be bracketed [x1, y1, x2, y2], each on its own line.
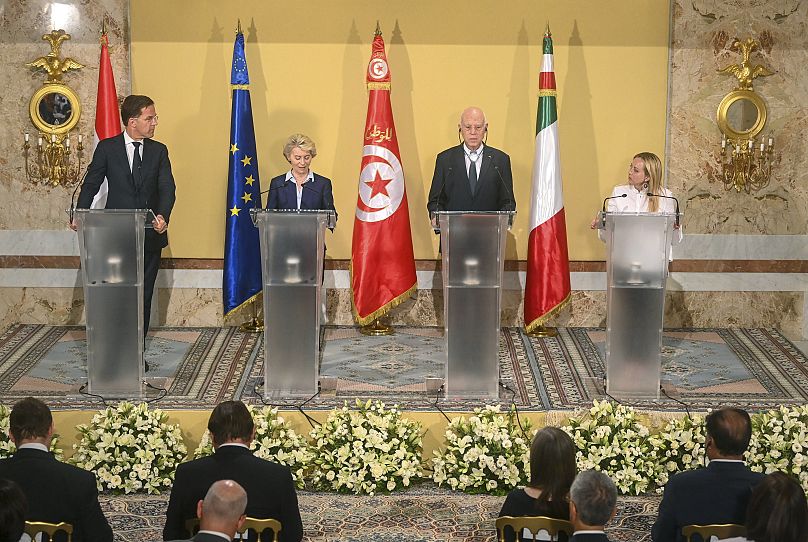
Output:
[285, 170, 314, 209]
[463, 143, 484, 179]
[123, 131, 144, 172]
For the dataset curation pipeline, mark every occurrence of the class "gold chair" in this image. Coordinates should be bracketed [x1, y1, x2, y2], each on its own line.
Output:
[24, 521, 74, 542]
[495, 516, 574, 542]
[682, 523, 746, 542]
[185, 517, 282, 542]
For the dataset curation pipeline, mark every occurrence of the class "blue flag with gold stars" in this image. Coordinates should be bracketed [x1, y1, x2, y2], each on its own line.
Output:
[223, 30, 262, 316]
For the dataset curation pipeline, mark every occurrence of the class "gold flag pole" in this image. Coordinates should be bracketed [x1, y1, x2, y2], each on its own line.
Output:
[239, 297, 264, 332]
[360, 318, 393, 336]
[526, 325, 558, 338]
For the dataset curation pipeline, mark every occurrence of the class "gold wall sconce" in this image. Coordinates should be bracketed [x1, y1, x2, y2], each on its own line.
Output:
[716, 38, 777, 194]
[24, 29, 85, 187]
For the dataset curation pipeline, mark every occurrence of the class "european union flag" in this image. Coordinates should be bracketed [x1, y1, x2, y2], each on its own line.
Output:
[223, 30, 262, 316]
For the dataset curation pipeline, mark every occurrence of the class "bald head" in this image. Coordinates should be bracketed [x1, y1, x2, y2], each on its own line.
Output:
[198, 480, 248, 536]
[458, 106, 487, 151]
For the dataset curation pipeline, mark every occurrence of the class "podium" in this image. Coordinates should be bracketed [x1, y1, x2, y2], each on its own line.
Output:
[599, 212, 676, 399]
[75, 209, 148, 398]
[435, 211, 514, 399]
[252, 209, 335, 398]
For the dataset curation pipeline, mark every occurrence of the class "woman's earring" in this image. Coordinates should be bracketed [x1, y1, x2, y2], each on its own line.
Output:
[643, 181, 649, 190]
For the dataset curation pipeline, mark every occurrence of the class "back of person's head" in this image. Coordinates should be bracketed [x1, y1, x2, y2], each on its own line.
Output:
[569, 470, 617, 528]
[208, 400, 254, 446]
[9, 396, 52, 442]
[528, 427, 577, 507]
[705, 407, 752, 457]
[0, 478, 27, 542]
[199, 479, 248, 534]
[745, 472, 808, 542]
[120, 94, 154, 125]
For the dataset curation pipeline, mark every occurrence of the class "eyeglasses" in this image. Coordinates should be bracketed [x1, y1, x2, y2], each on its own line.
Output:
[139, 115, 159, 123]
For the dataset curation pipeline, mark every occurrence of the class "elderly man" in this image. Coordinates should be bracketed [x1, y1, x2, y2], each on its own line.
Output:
[175, 480, 248, 542]
[163, 400, 303, 542]
[427, 106, 515, 221]
[569, 470, 618, 542]
[652, 407, 764, 542]
[0, 397, 112, 542]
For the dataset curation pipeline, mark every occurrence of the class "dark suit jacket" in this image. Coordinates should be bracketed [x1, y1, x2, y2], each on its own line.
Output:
[163, 446, 303, 542]
[0, 448, 112, 542]
[570, 533, 611, 542]
[265, 173, 337, 222]
[77, 133, 177, 251]
[426, 144, 515, 214]
[651, 461, 764, 542]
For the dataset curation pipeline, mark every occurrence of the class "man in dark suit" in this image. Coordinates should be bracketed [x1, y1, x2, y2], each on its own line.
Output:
[569, 470, 617, 542]
[427, 106, 515, 223]
[163, 401, 303, 542]
[0, 397, 112, 542]
[72, 94, 176, 357]
[167, 479, 248, 542]
[652, 407, 764, 542]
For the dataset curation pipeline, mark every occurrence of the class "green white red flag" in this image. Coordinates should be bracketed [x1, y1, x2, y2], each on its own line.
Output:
[524, 29, 571, 332]
[350, 29, 417, 325]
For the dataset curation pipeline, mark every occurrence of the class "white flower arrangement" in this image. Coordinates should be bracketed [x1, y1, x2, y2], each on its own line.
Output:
[71, 401, 187, 494]
[432, 405, 531, 495]
[649, 414, 705, 490]
[747, 405, 808, 493]
[0, 404, 63, 460]
[563, 400, 660, 495]
[193, 405, 313, 489]
[308, 399, 423, 495]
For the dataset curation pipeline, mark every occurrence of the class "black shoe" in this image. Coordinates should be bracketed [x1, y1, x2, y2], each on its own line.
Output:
[145, 360, 150, 373]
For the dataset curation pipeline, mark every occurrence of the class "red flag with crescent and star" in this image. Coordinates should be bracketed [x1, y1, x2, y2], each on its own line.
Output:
[350, 29, 416, 325]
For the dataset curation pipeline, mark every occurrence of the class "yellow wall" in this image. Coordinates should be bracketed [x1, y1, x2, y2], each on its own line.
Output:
[131, 1, 669, 261]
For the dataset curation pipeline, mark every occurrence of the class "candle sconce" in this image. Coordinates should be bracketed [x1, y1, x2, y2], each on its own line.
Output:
[716, 37, 777, 194]
[24, 29, 85, 187]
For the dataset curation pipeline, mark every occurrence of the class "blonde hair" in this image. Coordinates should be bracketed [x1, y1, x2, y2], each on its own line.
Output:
[283, 133, 317, 161]
[634, 152, 662, 212]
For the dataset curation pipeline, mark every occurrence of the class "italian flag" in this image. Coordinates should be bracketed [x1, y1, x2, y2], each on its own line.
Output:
[524, 29, 571, 332]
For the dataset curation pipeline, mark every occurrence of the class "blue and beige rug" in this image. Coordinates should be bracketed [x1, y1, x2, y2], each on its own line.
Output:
[103, 487, 659, 542]
[0, 324, 806, 411]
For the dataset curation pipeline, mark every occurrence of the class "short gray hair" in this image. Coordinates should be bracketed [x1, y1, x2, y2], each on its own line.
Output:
[283, 133, 317, 160]
[202, 480, 247, 525]
[570, 470, 617, 526]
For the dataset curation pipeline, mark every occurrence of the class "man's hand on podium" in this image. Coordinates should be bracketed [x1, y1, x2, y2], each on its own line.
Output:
[153, 214, 167, 234]
[69, 219, 78, 231]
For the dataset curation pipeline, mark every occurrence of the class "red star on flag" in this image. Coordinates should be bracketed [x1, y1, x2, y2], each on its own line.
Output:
[365, 169, 392, 199]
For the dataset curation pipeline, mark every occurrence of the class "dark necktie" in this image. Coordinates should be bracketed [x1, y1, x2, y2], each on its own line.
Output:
[468, 156, 478, 195]
[132, 141, 143, 187]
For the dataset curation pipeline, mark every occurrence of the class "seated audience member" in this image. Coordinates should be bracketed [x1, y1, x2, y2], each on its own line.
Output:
[0, 397, 112, 542]
[499, 427, 577, 541]
[719, 471, 808, 542]
[163, 400, 303, 542]
[652, 408, 764, 542]
[0, 478, 27, 542]
[568, 470, 617, 542]
[171, 479, 248, 542]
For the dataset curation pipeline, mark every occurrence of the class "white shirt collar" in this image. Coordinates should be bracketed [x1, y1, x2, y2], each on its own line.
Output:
[216, 442, 250, 449]
[709, 458, 745, 464]
[285, 170, 314, 184]
[123, 131, 143, 146]
[197, 530, 233, 542]
[463, 143, 484, 157]
[573, 530, 607, 535]
[18, 443, 49, 452]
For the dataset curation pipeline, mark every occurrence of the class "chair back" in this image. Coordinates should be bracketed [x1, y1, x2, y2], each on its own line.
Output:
[185, 517, 283, 542]
[495, 516, 573, 542]
[23, 521, 74, 542]
[681, 523, 746, 542]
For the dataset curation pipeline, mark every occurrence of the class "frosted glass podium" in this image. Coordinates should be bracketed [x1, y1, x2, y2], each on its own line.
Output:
[252, 209, 335, 398]
[436, 211, 514, 399]
[598, 212, 676, 399]
[75, 209, 148, 398]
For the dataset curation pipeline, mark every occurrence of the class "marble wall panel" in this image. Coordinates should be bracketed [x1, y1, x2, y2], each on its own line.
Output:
[670, 0, 808, 234]
[0, 0, 129, 231]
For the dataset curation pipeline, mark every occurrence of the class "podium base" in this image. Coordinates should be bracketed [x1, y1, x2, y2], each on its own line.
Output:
[239, 316, 264, 333]
[526, 325, 558, 338]
[359, 319, 393, 336]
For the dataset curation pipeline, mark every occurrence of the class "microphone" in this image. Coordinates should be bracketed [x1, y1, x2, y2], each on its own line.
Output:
[491, 159, 515, 213]
[647, 193, 681, 227]
[431, 166, 451, 233]
[260, 180, 289, 196]
[68, 165, 92, 225]
[600, 193, 627, 228]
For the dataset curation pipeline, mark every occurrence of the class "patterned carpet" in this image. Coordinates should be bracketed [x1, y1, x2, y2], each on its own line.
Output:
[104, 487, 660, 542]
[1, 324, 806, 411]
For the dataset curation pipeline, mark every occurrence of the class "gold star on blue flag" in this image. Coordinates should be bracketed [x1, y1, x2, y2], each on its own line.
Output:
[224, 28, 262, 316]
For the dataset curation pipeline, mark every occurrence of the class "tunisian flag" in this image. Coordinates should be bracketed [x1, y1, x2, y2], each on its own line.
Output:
[350, 30, 417, 325]
[89, 30, 122, 209]
[524, 29, 571, 333]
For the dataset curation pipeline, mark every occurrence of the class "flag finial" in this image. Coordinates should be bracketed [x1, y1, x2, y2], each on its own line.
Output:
[375, 21, 381, 37]
[545, 22, 551, 37]
[101, 18, 107, 37]
[237, 19, 242, 35]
